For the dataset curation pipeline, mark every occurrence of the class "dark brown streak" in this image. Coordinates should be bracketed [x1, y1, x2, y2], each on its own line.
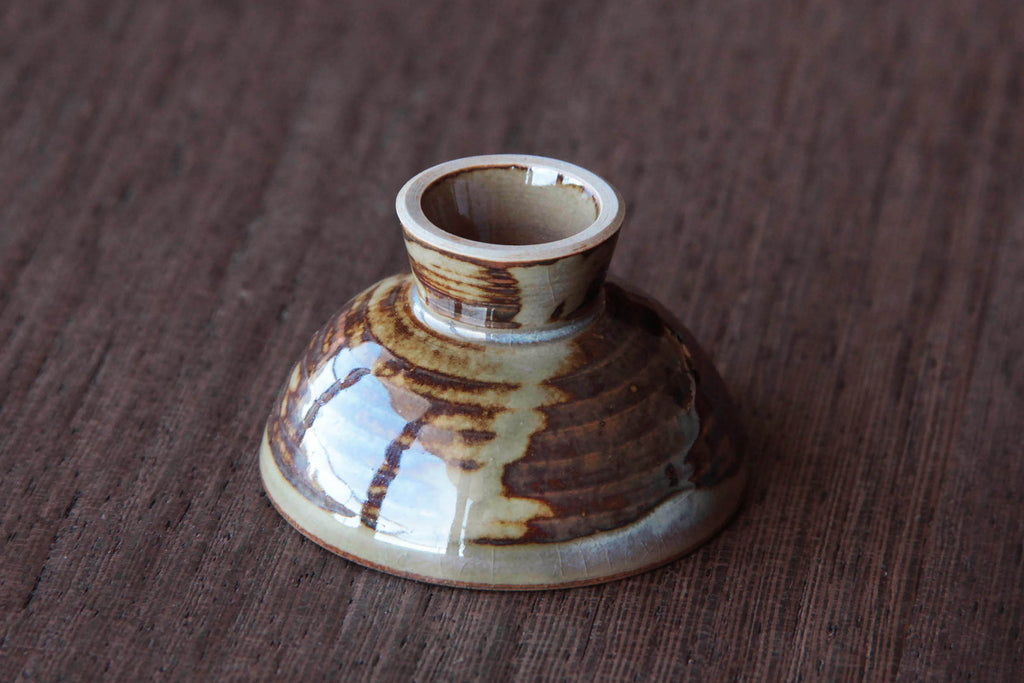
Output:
[459, 428, 497, 444]
[296, 367, 370, 440]
[410, 262, 522, 327]
[453, 458, 484, 471]
[360, 417, 427, 530]
[402, 363, 518, 394]
[269, 421, 358, 518]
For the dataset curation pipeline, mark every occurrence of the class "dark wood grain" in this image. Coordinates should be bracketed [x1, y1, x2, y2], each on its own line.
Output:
[1, 0, 1022, 679]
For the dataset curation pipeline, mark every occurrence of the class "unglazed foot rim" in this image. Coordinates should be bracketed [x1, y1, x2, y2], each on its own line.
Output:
[261, 430, 746, 590]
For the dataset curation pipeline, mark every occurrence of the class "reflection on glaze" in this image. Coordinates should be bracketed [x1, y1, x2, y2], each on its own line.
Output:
[297, 342, 457, 553]
[266, 276, 727, 559]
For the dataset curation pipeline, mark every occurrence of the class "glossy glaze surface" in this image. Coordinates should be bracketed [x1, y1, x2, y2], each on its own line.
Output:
[260, 155, 745, 588]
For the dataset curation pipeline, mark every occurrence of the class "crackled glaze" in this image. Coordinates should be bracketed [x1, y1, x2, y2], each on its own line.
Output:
[259, 155, 745, 589]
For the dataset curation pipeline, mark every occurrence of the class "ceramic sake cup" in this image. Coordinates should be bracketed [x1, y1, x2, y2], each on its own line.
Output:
[260, 154, 745, 589]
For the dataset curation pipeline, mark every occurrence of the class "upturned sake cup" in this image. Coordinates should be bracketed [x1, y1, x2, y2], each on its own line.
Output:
[260, 154, 745, 589]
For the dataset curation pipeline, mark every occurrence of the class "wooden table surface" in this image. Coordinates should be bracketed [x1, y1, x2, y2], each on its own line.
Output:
[2, 1, 1022, 679]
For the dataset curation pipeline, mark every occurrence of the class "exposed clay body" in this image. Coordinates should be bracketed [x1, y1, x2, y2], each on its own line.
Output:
[260, 155, 745, 589]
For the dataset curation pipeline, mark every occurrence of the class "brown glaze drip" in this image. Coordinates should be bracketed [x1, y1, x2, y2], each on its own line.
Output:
[360, 417, 427, 530]
[408, 251, 522, 327]
[480, 285, 701, 544]
[403, 232, 617, 331]
[298, 367, 370, 439]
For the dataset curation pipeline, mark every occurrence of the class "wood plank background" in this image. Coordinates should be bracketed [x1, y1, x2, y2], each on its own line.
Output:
[2, 1, 1022, 679]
